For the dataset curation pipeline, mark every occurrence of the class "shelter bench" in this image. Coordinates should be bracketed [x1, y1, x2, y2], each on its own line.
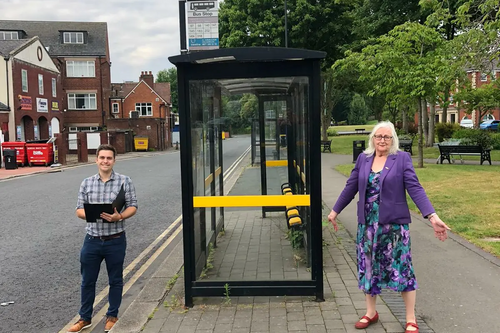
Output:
[321, 140, 332, 153]
[437, 144, 491, 165]
[281, 183, 303, 228]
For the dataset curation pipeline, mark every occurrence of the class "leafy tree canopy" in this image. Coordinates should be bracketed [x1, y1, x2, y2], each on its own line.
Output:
[156, 68, 178, 114]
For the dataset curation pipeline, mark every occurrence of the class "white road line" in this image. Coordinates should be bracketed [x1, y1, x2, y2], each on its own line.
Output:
[60, 145, 250, 332]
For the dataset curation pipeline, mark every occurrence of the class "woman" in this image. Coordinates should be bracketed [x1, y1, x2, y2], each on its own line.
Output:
[328, 121, 450, 333]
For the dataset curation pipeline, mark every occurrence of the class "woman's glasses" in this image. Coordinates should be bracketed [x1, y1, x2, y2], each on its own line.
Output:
[373, 135, 393, 141]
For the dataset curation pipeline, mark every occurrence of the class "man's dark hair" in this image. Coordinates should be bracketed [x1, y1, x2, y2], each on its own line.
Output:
[96, 144, 117, 158]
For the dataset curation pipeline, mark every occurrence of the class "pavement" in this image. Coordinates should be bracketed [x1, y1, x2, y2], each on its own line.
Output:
[4, 150, 500, 332]
[115, 152, 500, 333]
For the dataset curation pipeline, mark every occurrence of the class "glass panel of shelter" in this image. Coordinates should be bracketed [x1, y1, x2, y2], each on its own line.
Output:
[189, 77, 312, 282]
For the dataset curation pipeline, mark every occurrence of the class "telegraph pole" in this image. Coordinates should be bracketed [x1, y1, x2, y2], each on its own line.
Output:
[179, 0, 188, 54]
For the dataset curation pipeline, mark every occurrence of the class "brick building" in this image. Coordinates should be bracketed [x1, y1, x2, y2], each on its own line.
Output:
[0, 20, 111, 132]
[109, 71, 172, 150]
[0, 37, 63, 142]
[431, 65, 500, 126]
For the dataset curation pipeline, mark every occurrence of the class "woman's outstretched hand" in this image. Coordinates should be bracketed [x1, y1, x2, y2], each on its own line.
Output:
[430, 215, 451, 241]
[328, 210, 339, 232]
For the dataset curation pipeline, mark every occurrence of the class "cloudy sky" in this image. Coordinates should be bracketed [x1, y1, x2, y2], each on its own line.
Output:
[0, 0, 181, 82]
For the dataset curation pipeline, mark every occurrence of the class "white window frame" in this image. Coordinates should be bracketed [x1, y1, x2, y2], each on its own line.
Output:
[112, 102, 119, 114]
[38, 74, 44, 95]
[21, 69, 28, 92]
[67, 93, 97, 110]
[480, 73, 488, 81]
[63, 32, 84, 44]
[66, 61, 95, 78]
[0, 31, 19, 40]
[135, 102, 152, 116]
[52, 78, 57, 97]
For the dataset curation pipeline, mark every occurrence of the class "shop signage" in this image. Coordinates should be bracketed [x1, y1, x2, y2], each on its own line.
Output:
[19, 95, 32, 110]
[51, 101, 59, 111]
[37, 98, 48, 112]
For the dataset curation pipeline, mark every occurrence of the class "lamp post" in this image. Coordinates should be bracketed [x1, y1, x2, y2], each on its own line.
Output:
[284, 0, 288, 48]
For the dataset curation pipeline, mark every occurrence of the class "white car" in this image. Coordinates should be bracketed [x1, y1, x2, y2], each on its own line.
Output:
[460, 119, 473, 128]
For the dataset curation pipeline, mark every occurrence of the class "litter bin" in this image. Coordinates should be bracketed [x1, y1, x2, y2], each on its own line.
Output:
[2, 142, 27, 166]
[3, 149, 17, 170]
[26, 142, 54, 166]
[353, 140, 365, 163]
[134, 137, 148, 151]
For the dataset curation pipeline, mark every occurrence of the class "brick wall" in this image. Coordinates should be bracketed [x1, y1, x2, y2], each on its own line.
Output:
[106, 118, 170, 151]
[57, 57, 111, 127]
[12, 60, 64, 141]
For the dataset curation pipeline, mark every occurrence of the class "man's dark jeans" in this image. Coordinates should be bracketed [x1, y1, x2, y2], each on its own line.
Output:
[79, 233, 126, 321]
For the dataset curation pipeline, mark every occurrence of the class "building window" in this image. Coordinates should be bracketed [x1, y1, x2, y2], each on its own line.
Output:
[63, 32, 84, 44]
[38, 74, 44, 95]
[21, 69, 28, 92]
[0, 31, 19, 40]
[66, 61, 95, 77]
[52, 78, 57, 97]
[136, 103, 152, 116]
[68, 93, 97, 110]
[480, 73, 488, 81]
[112, 103, 119, 114]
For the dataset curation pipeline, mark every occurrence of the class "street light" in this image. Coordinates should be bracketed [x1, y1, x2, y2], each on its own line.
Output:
[284, 0, 288, 48]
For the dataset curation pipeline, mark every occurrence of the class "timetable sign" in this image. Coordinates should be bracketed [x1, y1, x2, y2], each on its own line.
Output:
[187, 1, 219, 50]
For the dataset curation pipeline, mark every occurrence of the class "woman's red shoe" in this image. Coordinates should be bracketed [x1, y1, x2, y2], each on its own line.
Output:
[354, 312, 379, 329]
[405, 322, 419, 333]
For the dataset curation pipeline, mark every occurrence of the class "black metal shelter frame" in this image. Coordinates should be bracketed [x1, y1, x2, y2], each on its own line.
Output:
[169, 47, 326, 307]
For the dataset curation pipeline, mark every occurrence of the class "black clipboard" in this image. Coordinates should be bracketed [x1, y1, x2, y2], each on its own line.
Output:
[84, 184, 126, 223]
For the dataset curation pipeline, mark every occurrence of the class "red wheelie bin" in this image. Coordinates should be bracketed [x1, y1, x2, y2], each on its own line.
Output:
[1, 142, 27, 166]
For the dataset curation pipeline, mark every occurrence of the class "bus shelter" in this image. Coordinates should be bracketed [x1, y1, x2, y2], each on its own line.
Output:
[169, 47, 326, 307]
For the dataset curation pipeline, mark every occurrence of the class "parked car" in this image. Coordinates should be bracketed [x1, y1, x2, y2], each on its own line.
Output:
[460, 119, 474, 128]
[479, 119, 499, 131]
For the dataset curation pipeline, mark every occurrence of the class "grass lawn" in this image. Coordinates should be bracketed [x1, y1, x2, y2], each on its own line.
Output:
[329, 124, 376, 133]
[334, 163, 500, 257]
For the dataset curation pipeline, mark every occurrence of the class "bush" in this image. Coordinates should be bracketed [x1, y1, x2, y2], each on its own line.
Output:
[491, 133, 500, 150]
[436, 122, 460, 142]
[327, 128, 338, 137]
[394, 122, 418, 135]
[452, 128, 493, 149]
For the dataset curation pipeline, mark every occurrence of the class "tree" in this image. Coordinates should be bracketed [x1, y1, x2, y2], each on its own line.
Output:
[348, 94, 369, 125]
[156, 68, 178, 114]
[218, 0, 354, 67]
[455, 82, 500, 125]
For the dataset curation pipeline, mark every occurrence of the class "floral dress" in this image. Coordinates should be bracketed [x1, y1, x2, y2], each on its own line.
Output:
[356, 170, 417, 296]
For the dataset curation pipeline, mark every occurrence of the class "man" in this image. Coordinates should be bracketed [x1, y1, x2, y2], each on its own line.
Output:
[69, 144, 138, 333]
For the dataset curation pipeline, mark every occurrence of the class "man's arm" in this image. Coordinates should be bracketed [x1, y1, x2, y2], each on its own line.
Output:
[76, 208, 86, 220]
[76, 180, 87, 220]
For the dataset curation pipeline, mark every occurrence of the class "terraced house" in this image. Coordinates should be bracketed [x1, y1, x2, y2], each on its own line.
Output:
[0, 20, 111, 134]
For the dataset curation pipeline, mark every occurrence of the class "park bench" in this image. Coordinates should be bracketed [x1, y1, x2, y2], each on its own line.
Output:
[437, 144, 491, 165]
[321, 140, 332, 153]
[355, 128, 365, 133]
[399, 136, 414, 155]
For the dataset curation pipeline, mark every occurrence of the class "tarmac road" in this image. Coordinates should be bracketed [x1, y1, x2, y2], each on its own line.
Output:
[0, 136, 251, 333]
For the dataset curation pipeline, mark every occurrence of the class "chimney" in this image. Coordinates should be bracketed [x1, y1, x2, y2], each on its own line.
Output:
[140, 71, 154, 87]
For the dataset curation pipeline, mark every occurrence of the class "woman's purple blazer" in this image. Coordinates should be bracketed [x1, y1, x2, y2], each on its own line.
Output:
[332, 150, 434, 225]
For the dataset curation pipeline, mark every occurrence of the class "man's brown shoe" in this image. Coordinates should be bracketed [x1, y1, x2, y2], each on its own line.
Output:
[67, 319, 91, 333]
[104, 316, 118, 332]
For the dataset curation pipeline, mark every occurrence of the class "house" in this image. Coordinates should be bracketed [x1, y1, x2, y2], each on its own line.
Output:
[108, 71, 172, 150]
[0, 20, 111, 132]
[433, 65, 500, 126]
[0, 37, 63, 142]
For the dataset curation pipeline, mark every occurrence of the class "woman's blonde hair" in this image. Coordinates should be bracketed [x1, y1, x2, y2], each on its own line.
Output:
[364, 121, 400, 156]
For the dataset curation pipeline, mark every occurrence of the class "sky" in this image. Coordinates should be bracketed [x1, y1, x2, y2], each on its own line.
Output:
[0, 0, 181, 83]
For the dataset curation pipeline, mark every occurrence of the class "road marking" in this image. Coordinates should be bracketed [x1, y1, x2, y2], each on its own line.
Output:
[60, 145, 249, 332]
[59, 219, 182, 333]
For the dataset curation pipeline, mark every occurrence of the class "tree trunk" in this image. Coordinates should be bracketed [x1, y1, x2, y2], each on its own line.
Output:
[417, 98, 424, 168]
[402, 107, 408, 133]
[321, 113, 329, 141]
[427, 103, 436, 147]
[422, 99, 428, 145]
[441, 89, 450, 123]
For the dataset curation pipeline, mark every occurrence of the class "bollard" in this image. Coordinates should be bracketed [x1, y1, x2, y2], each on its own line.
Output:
[175, 141, 179, 150]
